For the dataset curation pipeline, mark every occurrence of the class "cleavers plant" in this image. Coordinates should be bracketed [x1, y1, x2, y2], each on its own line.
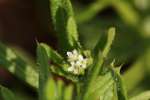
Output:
[0, 0, 150, 100]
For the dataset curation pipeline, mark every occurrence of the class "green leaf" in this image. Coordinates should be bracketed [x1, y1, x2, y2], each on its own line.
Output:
[44, 79, 73, 100]
[57, 80, 65, 100]
[44, 78, 57, 100]
[110, 67, 128, 100]
[50, 0, 79, 53]
[84, 71, 118, 100]
[94, 27, 116, 57]
[57, 80, 73, 100]
[39, 43, 64, 64]
[37, 43, 51, 100]
[64, 84, 73, 100]
[89, 27, 116, 87]
[83, 28, 116, 100]
[130, 91, 150, 100]
[102, 27, 116, 58]
[0, 42, 38, 88]
[0, 85, 16, 100]
[88, 51, 104, 86]
[109, 61, 128, 100]
[85, 66, 128, 100]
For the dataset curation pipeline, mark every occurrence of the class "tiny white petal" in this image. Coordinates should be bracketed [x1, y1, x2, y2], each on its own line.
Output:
[68, 67, 74, 72]
[66, 49, 88, 75]
[76, 61, 81, 66]
[67, 52, 72, 57]
[82, 64, 87, 69]
[78, 55, 84, 61]
[74, 68, 79, 74]
[70, 61, 75, 66]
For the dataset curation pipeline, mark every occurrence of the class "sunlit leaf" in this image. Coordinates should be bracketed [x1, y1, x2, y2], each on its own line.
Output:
[64, 84, 73, 100]
[0, 42, 38, 88]
[44, 78, 57, 100]
[37, 43, 51, 100]
[84, 71, 118, 100]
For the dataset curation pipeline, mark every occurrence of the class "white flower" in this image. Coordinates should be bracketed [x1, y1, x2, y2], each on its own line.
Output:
[78, 55, 84, 61]
[67, 50, 78, 62]
[68, 66, 74, 72]
[66, 49, 88, 75]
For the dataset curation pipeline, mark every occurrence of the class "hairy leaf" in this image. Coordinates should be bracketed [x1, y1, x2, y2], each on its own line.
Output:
[39, 43, 64, 64]
[37, 43, 50, 100]
[94, 27, 116, 57]
[84, 71, 118, 100]
[0, 42, 38, 88]
[50, 0, 79, 53]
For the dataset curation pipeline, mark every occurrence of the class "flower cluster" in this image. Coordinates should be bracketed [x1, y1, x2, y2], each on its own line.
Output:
[67, 49, 87, 75]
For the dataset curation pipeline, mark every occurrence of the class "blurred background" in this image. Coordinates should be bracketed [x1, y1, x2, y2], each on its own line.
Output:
[0, 0, 150, 100]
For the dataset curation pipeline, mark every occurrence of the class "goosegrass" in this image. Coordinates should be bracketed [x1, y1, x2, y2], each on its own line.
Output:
[0, 0, 150, 100]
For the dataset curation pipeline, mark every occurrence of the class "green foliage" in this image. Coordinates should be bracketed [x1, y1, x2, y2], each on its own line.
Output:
[89, 27, 116, 83]
[130, 91, 150, 100]
[0, 85, 16, 100]
[102, 27, 116, 58]
[38, 43, 64, 65]
[44, 78, 56, 100]
[0, 42, 38, 88]
[111, 67, 128, 100]
[50, 0, 80, 53]
[84, 71, 117, 100]
[44, 79, 73, 100]
[37, 43, 50, 100]
[0, 0, 150, 100]
[64, 83, 73, 100]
